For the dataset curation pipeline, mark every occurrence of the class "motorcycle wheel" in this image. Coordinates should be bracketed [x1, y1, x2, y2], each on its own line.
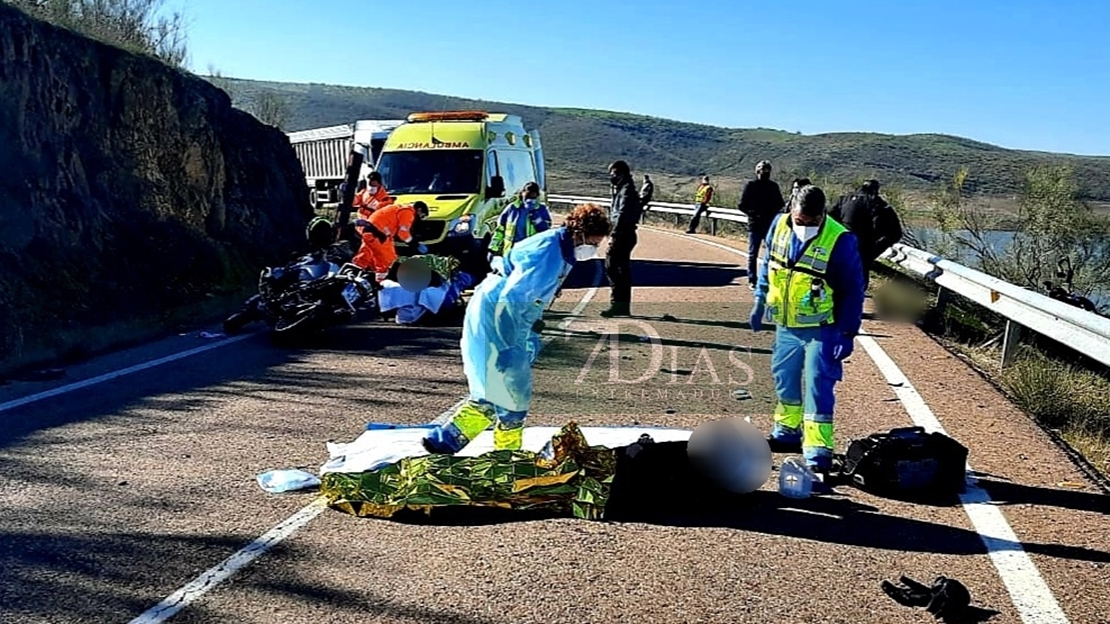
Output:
[273, 301, 320, 334]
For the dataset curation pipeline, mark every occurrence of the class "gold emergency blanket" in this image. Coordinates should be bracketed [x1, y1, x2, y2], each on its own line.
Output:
[320, 423, 618, 520]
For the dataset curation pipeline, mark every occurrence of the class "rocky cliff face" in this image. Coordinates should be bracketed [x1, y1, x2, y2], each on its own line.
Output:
[0, 4, 312, 369]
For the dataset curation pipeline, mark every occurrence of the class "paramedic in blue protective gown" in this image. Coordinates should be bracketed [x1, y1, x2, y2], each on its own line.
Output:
[423, 204, 613, 454]
[749, 184, 866, 473]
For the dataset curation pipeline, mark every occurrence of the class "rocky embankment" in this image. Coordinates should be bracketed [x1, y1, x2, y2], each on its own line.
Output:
[0, 4, 311, 374]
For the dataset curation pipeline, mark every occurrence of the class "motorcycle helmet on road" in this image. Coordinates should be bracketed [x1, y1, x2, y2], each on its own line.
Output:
[306, 216, 335, 250]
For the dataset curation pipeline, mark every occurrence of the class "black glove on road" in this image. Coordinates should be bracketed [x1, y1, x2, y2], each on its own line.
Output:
[882, 575, 971, 621]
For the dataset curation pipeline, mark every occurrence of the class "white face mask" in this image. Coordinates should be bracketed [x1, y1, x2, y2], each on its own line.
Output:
[574, 244, 598, 261]
[793, 222, 820, 243]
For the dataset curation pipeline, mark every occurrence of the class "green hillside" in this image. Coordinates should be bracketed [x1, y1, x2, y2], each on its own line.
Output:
[211, 77, 1110, 202]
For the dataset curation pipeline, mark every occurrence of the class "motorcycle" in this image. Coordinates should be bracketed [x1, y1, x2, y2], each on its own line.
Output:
[223, 241, 381, 337]
[1042, 256, 1099, 313]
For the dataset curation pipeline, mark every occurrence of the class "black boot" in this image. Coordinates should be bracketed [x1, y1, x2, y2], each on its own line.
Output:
[600, 303, 631, 318]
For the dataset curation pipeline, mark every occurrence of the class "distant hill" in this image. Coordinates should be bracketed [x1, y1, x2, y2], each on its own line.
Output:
[211, 77, 1110, 202]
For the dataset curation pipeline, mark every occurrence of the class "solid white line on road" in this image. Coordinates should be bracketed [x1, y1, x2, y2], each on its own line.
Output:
[682, 229, 1070, 624]
[127, 498, 329, 624]
[0, 334, 253, 415]
[857, 336, 1070, 624]
[127, 263, 606, 623]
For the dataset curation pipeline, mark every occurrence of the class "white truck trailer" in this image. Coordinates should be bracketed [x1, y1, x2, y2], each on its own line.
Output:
[287, 119, 405, 209]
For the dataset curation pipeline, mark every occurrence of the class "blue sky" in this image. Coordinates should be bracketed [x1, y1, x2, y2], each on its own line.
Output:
[166, 0, 1109, 156]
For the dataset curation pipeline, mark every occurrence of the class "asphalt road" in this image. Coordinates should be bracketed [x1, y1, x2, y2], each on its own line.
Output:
[1, 225, 1107, 624]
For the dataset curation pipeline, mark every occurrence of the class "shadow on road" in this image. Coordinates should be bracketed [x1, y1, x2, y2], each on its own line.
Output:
[368, 488, 1110, 564]
[0, 322, 465, 452]
[979, 478, 1109, 516]
[0, 529, 243, 623]
[559, 258, 746, 290]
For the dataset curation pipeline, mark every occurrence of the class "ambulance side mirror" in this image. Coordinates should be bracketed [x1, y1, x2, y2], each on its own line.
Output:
[486, 175, 505, 199]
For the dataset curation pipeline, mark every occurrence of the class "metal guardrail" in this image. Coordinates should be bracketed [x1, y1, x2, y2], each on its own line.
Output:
[547, 193, 1110, 370]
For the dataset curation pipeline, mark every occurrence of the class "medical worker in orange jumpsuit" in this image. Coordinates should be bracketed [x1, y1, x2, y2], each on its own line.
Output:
[353, 201, 429, 276]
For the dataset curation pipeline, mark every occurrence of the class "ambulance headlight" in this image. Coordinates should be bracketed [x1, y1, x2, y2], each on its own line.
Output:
[450, 215, 472, 235]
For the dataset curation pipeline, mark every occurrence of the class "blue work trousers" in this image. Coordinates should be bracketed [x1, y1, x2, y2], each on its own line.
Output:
[769, 325, 844, 469]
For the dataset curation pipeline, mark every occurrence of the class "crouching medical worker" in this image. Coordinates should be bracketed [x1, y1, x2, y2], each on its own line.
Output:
[749, 184, 865, 473]
[423, 203, 613, 454]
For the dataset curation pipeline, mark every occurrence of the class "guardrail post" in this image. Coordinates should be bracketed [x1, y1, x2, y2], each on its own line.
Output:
[710, 214, 718, 236]
[1001, 320, 1022, 369]
[935, 286, 952, 315]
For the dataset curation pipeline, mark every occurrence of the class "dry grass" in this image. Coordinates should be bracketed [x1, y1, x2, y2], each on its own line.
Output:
[949, 342, 1110, 479]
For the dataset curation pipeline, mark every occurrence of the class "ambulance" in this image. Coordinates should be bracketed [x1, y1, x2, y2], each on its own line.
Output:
[374, 111, 546, 271]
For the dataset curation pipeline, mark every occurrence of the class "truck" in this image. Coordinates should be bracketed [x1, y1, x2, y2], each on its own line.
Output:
[374, 110, 546, 273]
[287, 119, 406, 209]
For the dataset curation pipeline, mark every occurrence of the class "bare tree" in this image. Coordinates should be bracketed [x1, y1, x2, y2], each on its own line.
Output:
[7, 0, 189, 67]
[248, 90, 289, 130]
[931, 165, 1110, 308]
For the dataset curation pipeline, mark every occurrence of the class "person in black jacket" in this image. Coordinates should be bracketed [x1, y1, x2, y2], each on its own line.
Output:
[602, 160, 644, 317]
[640, 174, 654, 210]
[737, 160, 785, 289]
[828, 179, 904, 293]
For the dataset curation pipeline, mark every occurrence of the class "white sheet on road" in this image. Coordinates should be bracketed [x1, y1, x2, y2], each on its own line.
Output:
[319, 425, 694, 475]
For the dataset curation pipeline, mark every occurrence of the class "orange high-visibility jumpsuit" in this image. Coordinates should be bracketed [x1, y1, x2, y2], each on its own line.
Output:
[352, 203, 419, 273]
[354, 185, 391, 218]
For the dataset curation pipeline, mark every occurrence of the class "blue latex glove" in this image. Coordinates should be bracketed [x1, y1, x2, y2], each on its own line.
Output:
[354, 218, 371, 229]
[417, 243, 428, 254]
[831, 334, 855, 361]
[495, 346, 528, 372]
[749, 301, 765, 332]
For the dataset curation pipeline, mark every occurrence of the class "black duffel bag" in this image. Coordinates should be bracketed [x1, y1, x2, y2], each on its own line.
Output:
[839, 427, 969, 499]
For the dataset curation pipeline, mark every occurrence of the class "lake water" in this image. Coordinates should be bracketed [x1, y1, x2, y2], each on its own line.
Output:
[903, 227, 1109, 308]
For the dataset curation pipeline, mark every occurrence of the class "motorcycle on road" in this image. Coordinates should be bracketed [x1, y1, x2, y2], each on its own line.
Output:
[222, 241, 381, 338]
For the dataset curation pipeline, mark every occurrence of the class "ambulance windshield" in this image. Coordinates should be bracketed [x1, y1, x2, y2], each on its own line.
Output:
[377, 150, 484, 195]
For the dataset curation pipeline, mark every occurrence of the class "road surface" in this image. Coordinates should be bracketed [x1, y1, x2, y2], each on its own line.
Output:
[1, 225, 1107, 624]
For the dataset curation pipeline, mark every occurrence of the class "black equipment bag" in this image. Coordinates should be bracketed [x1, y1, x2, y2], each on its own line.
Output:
[839, 427, 969, 498]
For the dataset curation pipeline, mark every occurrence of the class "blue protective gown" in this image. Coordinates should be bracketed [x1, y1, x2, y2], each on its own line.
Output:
[424, 226, 576, 453]
[753, 214, 865, 469]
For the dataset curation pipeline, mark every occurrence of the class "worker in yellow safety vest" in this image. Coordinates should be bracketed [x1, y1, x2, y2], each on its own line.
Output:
[748, 184, 866, 474]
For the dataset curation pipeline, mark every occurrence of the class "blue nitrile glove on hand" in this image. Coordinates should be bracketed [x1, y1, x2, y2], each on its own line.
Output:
[495, 346, 528, 372]
[355, 219, 371, 229]
[831, 333, 855, 361]
[417, 244, 428, 254]
[749, 299, 765, 333]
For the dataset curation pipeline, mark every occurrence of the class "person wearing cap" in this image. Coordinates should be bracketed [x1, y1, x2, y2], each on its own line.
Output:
[736, 161, 786, 289]
[749, 184, 865, 474]
[828, 179, 904, 293]
[685, 175, 715, 233]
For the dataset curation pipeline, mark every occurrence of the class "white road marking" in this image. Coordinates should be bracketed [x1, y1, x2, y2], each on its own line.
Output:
[858, 337, 1069, 624]
[0, 334, 253, 414]
[127, 498, 329, 624]
[128, 261, 606, 623]
[683, 229, 1070, 624]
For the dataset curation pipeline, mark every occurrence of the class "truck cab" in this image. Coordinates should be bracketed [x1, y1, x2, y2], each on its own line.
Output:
[374, 111, 545, 273]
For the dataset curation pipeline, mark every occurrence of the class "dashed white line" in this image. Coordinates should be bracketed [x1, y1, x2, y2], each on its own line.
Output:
[682, 228, 1070, 624]
[128, 261, 605, 623]
[127, 498, 329, 624]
